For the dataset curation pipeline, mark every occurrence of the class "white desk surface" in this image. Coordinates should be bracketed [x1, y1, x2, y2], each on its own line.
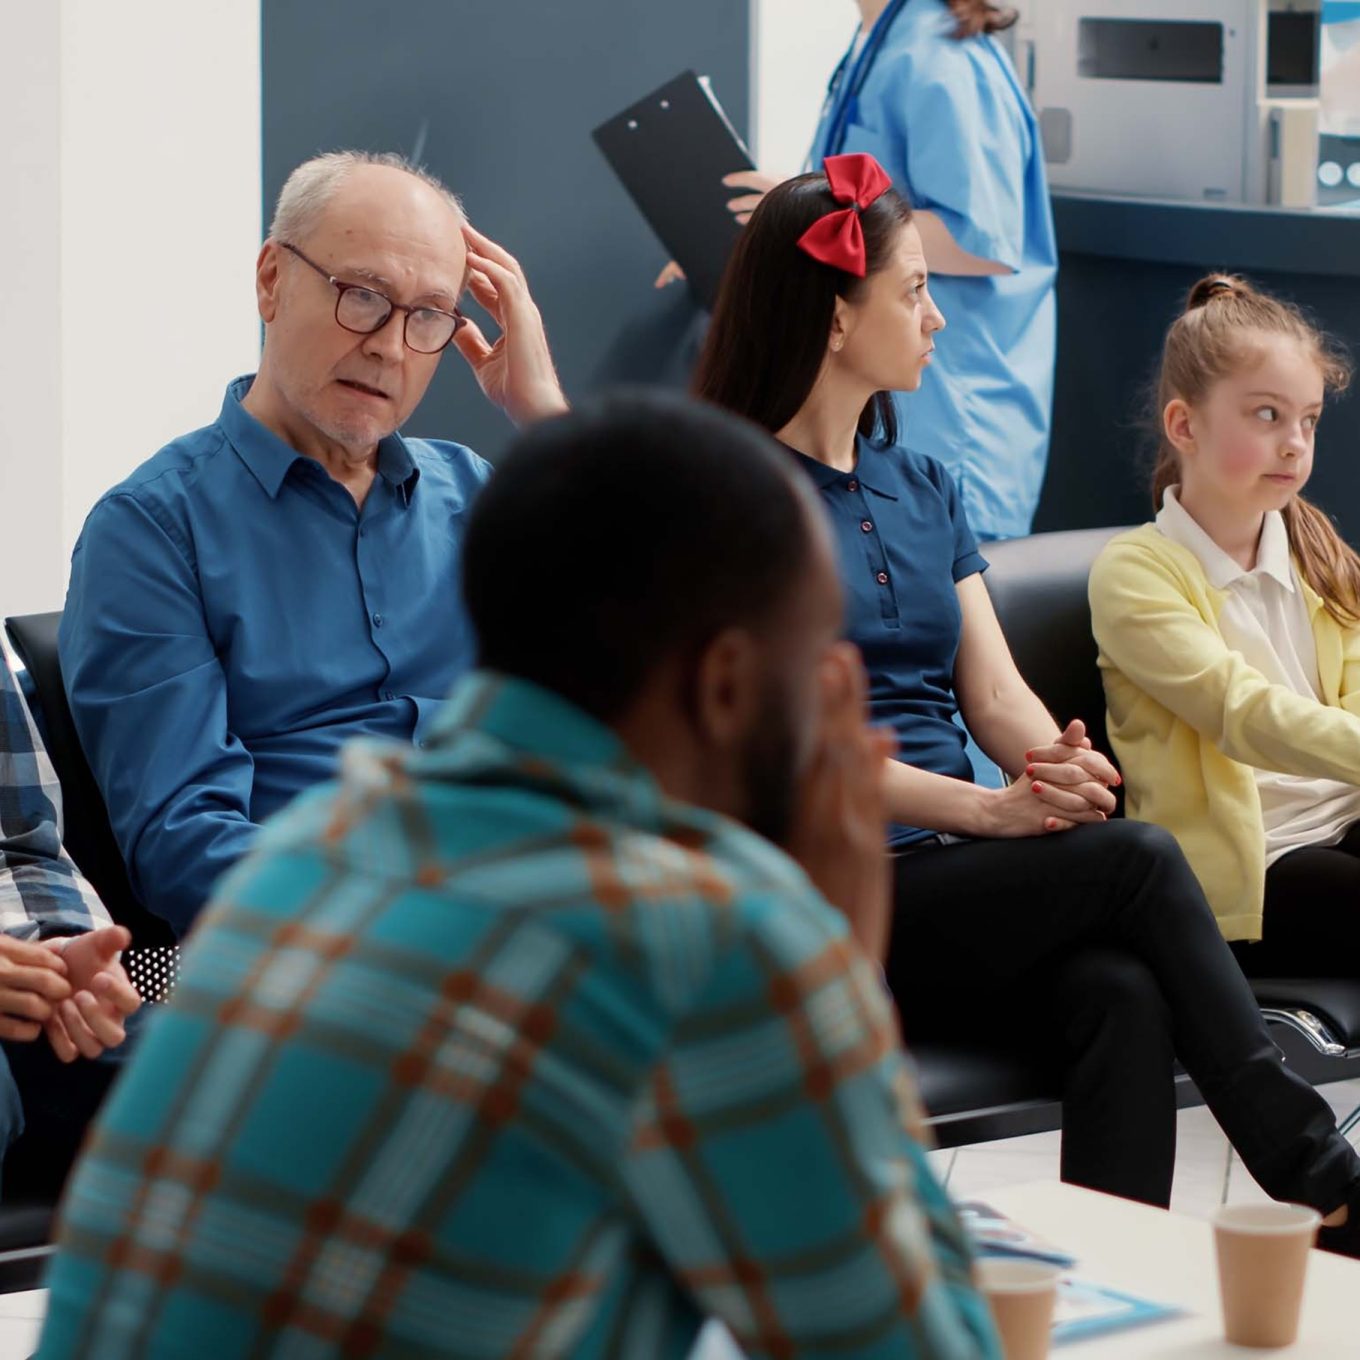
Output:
[987, 1181, 1360, 1357]
[11, 1189, 1360, 1358]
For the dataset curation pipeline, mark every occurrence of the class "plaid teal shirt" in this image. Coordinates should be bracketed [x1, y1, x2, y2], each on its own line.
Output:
[37, 673, 998, 1359]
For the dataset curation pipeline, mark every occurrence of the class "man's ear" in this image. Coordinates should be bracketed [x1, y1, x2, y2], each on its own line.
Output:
[1163, 397, 1197, 458]
[256, 240, 282, 324]
[691, 627, 763, 751]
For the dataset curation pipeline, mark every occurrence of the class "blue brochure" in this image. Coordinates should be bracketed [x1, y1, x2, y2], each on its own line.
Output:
[959, 1200, 1184, 1344]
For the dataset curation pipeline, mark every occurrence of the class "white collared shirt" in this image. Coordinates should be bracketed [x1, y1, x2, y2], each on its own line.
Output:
[1156, 487, 1360, 865]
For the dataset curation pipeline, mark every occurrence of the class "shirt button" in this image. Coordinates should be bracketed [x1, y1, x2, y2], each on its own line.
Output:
[382, 689, 395, 701]
[876, 571, 889, 585]
[372, 612, 384, 627]
[358, 527, 367, 539]
[861, 520, 873, 533]
[847, 479, 859, 492]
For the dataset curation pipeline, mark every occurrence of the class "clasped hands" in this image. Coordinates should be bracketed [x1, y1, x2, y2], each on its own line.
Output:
[1021, 718, 1121, 831]
[0, 925, 140, 1063]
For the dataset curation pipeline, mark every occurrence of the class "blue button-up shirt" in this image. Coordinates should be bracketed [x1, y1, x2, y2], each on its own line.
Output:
[811, 0, 1058, 541]
[59, 376, 491, 937]
[36, 671, 998, 1360]
[791, 440, 988, 846]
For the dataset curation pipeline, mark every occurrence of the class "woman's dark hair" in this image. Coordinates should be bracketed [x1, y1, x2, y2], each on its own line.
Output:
[462, 390, 819, 722]
[692, 171, 914, 444]
[947, 1, 1019, 39]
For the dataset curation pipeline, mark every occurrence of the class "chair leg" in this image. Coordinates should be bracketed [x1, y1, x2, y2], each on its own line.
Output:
[1339, 1102, 1360, 1142]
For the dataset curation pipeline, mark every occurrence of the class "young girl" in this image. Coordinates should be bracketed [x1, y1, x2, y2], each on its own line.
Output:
[693, 155, 1360, 1243]
[1090, 276, 1360, 978]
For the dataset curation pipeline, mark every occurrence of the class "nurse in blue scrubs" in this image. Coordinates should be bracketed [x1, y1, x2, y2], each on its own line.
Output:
[728, 0, 1056, 541]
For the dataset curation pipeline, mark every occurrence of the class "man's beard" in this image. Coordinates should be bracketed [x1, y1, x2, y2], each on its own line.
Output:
[740, 681, 803, 850]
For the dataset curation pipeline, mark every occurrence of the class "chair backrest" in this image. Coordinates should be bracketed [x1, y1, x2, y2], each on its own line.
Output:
[4, 611, 174, 947]
[982, 527, 1129, 763]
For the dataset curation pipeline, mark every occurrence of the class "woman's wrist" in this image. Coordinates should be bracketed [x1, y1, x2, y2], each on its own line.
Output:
[958, 783, 1002, 839]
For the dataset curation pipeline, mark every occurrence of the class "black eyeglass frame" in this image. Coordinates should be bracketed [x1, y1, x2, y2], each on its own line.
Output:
[279, 241, 467, 354]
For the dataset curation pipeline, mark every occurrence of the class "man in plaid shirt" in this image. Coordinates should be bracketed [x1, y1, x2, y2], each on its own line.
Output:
[37, 396, 998, 1358]
[0, 647, 140, 1198]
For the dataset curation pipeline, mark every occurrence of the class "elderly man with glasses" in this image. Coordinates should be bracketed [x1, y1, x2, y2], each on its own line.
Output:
[59, 151, 568, 939]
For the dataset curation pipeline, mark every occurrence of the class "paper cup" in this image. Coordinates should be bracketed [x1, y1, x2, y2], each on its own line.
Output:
[976, 1257, 1061, 1360]
[1213, 1202, 1319, 1348]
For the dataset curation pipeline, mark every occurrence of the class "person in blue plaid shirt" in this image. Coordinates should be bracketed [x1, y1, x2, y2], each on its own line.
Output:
[37, 394, 999, 1359]
[0, 648, 140, 1199]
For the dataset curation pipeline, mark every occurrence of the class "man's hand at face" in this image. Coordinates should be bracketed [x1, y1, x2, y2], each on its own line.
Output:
[40, 926, 141, 1063]
[452, 225, 569, 427]
[786, 644, 896, 961]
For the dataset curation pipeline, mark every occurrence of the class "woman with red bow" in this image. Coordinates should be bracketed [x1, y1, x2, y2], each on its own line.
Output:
[691, 154, 1360, 1249]
[719, 0, 1054, 543]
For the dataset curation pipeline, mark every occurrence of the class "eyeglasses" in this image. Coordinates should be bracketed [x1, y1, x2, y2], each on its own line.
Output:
[279, 241, 466, 354]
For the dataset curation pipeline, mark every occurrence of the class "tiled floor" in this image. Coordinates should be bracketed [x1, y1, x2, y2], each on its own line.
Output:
[9, 1082, 1360, 1360]
[931, 1076, 1360, 1220]
[0, 1289, 45, 1358]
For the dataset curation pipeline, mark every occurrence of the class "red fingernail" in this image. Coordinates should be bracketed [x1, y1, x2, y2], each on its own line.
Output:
[1025, 764, 1035, 776]
[1025, 750, 1034, 760]
[1032, 782, 1043, 793]
[1115, 775, 1123, 786]
[1045, 818, 1057, 830]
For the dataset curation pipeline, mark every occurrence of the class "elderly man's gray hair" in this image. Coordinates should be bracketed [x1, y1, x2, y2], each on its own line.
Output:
[268, 150, 464, 244]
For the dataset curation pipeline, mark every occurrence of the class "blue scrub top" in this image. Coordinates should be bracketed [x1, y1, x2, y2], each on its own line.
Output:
[788, 437, 988, 847]
[811, 0, 1058, 541]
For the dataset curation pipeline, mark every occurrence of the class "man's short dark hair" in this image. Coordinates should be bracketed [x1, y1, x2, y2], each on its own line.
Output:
[461, 390, 818, 721]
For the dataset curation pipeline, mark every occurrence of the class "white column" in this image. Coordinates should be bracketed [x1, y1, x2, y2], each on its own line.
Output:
[751, 0, 860, 176]
[58, 0, 263, 577]
[0, 1, 262, 618]
[0, 2, 64, 618]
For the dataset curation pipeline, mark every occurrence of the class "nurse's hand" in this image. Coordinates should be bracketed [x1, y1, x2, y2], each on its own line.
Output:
[453, 224, 569, 427]
[787, 644, 896, 961]
[654, 260, 686, 288]
[723, 169, 781, 224]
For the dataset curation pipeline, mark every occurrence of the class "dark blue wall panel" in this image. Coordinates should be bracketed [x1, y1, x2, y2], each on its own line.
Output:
[263, 0, 748, 460]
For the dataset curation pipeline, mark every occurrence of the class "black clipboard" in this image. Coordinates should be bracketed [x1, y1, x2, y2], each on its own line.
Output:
[593, 70, 755, 311]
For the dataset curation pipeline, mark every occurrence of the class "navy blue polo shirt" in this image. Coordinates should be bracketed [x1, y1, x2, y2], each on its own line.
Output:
[789, 438, 989, 847]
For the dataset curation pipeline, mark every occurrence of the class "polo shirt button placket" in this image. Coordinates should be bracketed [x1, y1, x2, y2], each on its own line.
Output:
[877, 571, 889, 586]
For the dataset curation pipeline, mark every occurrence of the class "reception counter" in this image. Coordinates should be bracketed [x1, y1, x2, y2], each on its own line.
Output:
[1037, 192, 1360, 538]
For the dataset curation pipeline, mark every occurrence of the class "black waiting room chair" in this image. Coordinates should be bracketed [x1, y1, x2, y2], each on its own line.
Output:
[984, 528, 1360, 1113]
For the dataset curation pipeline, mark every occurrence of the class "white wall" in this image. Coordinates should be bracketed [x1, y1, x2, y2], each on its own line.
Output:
[752, 0, 861, 175]
[0, 0, 262, 618]
[0, 2, 65, 619]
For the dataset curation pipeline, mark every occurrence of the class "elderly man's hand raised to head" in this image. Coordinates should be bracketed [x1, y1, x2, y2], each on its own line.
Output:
[454, 225, 569, 427]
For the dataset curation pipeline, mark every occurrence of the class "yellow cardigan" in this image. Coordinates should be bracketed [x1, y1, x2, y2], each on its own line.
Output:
[1088, 524, 1360, 941]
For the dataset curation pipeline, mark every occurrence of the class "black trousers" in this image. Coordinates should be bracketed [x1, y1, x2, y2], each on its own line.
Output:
[1231, 821, 1360, 978]
[888, 820, 1360, 1210]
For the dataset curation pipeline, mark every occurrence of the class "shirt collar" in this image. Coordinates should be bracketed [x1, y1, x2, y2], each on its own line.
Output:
[426, 672, 635, 774]
[785, 436, 899, 500]
[220, 375, 421, 502]
[1156, 486, 1295, 593]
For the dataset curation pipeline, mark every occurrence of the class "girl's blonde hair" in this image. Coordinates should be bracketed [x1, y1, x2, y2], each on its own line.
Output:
[1153, 273, 1358, 624]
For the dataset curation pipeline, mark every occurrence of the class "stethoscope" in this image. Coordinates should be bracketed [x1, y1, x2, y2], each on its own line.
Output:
[813, 0, 912, 161]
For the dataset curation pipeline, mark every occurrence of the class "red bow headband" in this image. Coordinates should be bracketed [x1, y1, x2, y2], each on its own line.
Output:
[796, 153, 893, 278]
